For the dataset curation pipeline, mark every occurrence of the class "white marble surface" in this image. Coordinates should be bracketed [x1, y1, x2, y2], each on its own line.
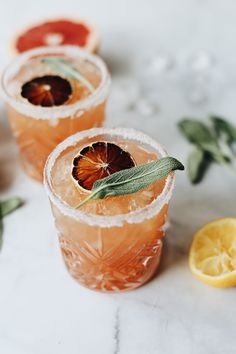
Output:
[0, 0, 236, 353]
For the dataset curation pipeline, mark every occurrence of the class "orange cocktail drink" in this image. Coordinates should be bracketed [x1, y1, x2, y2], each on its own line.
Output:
[1, 46, 110, 181]
[44, 128, 175, 292]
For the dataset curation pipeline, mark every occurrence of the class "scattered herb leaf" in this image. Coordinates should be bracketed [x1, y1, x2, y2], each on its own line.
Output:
[187, 147, 211, 184]
[0, 217, 3, 250]
[42, 57, 95, 94]
[178, 116, 236, 184]
[178, 119, 227, 164]
[210, 116, 236, 145]
[75, 157, 184, 209]
[1, 197, 24, 217]
[0, 197, 24, 251]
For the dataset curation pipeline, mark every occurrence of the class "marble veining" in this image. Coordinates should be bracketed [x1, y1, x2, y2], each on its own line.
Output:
[1, 0, 236, 353]
[113, 307, 120, 354]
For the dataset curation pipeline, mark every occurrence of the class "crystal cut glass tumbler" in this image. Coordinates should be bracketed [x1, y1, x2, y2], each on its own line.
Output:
[44, 128, 175, 292]
[1, 46, 110, 181]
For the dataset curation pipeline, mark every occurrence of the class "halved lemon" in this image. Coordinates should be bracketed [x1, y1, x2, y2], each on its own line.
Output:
[189, 218, 236, 288]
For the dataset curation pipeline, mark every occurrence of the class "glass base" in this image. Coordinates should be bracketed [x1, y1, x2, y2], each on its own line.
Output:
[60, 236, 163, 292]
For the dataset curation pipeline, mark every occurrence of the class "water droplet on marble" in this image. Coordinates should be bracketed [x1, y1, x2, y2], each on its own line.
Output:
[135, 98, 158, 116]
[146, 52, 175, 74]
[187, 51, 214, 72]
[109, 77, 140, 112]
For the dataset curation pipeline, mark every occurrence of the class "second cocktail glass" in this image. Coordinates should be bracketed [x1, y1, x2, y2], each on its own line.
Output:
[1, 46, 110, 181]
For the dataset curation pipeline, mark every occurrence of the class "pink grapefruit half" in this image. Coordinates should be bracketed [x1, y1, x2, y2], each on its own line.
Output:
[11, 18, 99, 54]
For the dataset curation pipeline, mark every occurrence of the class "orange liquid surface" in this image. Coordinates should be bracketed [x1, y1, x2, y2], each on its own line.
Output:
[50, 138, 169, 292]
[6, 55, 107, 181]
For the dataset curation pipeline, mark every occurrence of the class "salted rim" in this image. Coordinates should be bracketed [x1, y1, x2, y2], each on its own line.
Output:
[44, 127, 175, 228]
[1, 46, 110, 119]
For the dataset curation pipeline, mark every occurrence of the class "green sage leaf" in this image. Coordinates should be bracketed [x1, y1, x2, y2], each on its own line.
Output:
[187, 147, 211, 184]
[42, 57, 95, 94]
[0, 197, 24, 252]
[178, 119, 227, 164]
[0, 216, 3, 250]
[1, 197, 24, 217]
[76, 157, 184, 208]
[210, 116, 236, 145]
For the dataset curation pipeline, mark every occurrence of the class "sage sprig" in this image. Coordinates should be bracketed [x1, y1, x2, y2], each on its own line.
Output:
[211, 116, 236, 160]
[178, 116, 236, 184]
[0, 197, 24, 250]
[75, 157, 184, 209]
[0, 218, 3, 250]
[187, 147, 211, 184]
[178, 119, 227, 164]
[42, 57, 95, 94]
[211, 116, 236, 145]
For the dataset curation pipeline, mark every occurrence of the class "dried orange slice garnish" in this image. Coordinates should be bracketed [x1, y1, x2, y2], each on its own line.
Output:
[21, 75, 72, 107]
[72, 142, 136, 191]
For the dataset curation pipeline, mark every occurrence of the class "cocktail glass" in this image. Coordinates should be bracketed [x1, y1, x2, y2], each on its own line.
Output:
[1, 46, 110, 181]
[44, 127, 175, 292]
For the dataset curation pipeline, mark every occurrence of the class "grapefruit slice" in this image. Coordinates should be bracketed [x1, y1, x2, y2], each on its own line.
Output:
[12, 18, 99, 54]
[21, 75, 72, 107]
[72, 142, 136, 191]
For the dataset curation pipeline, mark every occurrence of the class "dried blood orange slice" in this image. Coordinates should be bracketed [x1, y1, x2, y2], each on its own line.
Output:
[72, 142, 136, 191]
[21, 75, 72, 107]
[12, 18, 99, 54]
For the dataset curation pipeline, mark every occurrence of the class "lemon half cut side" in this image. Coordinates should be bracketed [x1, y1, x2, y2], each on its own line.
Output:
[189, 218, 236, 288]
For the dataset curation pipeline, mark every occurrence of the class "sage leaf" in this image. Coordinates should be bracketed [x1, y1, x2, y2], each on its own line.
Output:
[187, 147, 211, 184]
[178, 119, 227, 164]
[0, 216, 3, 250]
[1, 197, 24, 217]
[42, 57, 95, 94]
[76, 157, 184, 208]
[210, 116, 236, 145]
[0, 197, 24, 252]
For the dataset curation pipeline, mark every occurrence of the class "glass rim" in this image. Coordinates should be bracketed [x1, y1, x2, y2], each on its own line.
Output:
[44, 127, 175, 228]
[1, 45, 111, 120]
